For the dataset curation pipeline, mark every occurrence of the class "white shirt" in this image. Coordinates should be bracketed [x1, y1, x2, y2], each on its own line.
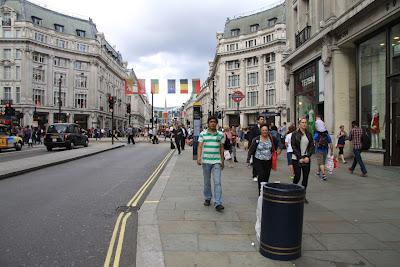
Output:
[285, 132, 293, 153]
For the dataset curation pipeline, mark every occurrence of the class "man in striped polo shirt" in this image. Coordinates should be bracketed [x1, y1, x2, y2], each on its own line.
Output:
[197, 116, 225, 212]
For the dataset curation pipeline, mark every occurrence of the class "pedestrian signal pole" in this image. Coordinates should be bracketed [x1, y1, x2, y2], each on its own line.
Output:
[108, 95, 115, 145]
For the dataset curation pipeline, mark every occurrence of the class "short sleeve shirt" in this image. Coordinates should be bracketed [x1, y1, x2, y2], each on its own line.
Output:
[285, 132, 293, 153]
[198, 129, 224, 164]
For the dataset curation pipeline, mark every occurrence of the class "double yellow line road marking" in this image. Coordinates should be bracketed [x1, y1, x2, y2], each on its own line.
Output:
[103, 149, 174, 267]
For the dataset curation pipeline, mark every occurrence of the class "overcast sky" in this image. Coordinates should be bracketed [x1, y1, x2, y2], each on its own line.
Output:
[35, 0, 283, 107]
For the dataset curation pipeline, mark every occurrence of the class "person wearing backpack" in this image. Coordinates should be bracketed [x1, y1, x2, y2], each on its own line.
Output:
[313, 129, 334, 181]
[348, 121, 367, 177]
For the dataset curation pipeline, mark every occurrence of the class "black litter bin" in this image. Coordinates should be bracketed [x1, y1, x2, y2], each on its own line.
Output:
[259, 183, 305, 261]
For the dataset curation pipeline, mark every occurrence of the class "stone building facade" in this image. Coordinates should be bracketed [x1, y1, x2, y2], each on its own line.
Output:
[283, 0, 400, 165]
[0, 0, 131, 131]
[208, 4, 289, 128]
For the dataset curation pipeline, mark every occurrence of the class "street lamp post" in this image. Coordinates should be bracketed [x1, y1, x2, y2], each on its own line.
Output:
[212, 79, 215, 116]
[58, 75, 62, 122]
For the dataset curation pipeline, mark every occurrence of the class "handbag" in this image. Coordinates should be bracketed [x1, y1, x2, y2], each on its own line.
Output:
[270, 134, 277, 171]
[224, 150, 231, 160]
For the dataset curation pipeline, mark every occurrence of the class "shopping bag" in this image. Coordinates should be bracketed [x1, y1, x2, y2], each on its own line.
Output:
[326, 156, 334, 175]
[224, 150, 231, 160]
[170, 140, 175, 149]
[255, 182, 267, 243]
[243, 140, 249, 150]
[272, 151, 277, 171]
[28, 138, 33, 144]
[333, 157, 338, 169]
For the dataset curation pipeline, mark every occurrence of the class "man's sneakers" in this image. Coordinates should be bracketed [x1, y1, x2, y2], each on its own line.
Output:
[215, 204, 225, 212]
[360, 173, 368, 177]
[203, 199, 211, 206]
[348, 168, 354, 174]
[253, 177, 258, 182]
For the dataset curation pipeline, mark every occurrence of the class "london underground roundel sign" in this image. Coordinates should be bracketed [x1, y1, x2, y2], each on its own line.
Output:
[232, 90, 245, 103]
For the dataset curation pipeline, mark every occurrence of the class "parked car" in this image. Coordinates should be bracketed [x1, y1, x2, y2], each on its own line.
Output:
[44, 123, 89, 151]
[0, 124, 23, 151]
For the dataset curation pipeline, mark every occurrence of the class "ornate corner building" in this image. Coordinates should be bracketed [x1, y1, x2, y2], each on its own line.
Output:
[283, 0, 400, 166]
[0, 0, 132, 131]
[208, 3, 289, 127]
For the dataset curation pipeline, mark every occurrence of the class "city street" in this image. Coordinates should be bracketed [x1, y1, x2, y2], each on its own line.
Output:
[0, 145, 48, 162]
[0, 143, 170, 266]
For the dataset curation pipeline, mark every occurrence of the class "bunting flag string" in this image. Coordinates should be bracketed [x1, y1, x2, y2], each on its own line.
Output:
[137, 79, 146, 94]
[151, 79, 159, 94]
[192, 79, 201, 96]
[168, 79, 176, 94]
[124, 79, 134, 95]
[180, 79, 188, 94]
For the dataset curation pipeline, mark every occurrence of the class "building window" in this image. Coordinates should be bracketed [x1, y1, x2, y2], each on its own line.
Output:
[267, 17, 277, 27]
[266, 88, 275, 106]
[247, 91, 258, 107]
[34, 32, 47, 43]
[226, 43, 239, 51]
[54, 72, 67, 86]
[75, 93, 87, 108]
[3, 30, 11, 38]
[246, 57, 258, 67]
[76, 30, 86, 37]
[16, 87, 20, 103]
[33, 89, 45, 105]
[31, 16, 42, 25]
[75, 75, 88, 89]
[15, 49, 22, 59]
[77, 43, 88, 53]
[265, 52, 276, 63]
[54, 91, 66, 107]
[15, 29, 21, 38]
[54, 57, 67, 67]
[33, 68, 45, 82]
[3, 49, 11, 59]
[231, 29, 240, 37]
[56, 39, 68, 49]
[15, 66, 20, 80]
[3, 87, 11, 100]
[227, 60, 240, 70]
[266, 69, 275, 83]
[2, 13, 11, 26]
[3, 66, 11, 79]
[246, 39, 256, 48]
[250, 24, 259, 32]
[359, 31, 386, 149]
[227, 75, 240, 88]
[74, 61, 88, 70]
[32, 52, 45, 63]
[247, 72, 258, 86]
[54, 24, 64, 32]
[390, 23, 400, 74]
[264, 34, 273, 43]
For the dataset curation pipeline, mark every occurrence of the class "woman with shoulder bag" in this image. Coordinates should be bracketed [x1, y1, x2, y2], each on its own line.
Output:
[247, 124, 281, 194]
[223, 126, 234, 168]
[336, 125, 347, 164]
[291, 118, 315, 203]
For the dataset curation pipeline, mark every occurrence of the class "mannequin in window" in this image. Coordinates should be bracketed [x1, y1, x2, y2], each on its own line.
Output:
[370, 106, 380, 148]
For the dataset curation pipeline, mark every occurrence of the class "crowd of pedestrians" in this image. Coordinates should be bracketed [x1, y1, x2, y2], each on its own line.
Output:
[196, 114, 370, 211]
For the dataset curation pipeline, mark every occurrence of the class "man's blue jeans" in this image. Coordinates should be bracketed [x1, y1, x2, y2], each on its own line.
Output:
[202, 163, 223, 206]
[350, 148, 367, 174]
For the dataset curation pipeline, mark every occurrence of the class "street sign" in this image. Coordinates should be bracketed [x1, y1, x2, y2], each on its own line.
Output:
[232, 91, 245, 103]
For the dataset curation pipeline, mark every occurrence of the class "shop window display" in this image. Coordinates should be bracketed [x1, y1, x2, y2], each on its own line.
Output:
[359, 32, 386, 149]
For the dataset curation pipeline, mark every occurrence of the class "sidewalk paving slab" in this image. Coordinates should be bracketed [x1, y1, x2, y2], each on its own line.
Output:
[136, 147, 400, 267]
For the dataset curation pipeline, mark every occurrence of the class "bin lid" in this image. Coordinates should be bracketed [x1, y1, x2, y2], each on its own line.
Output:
[263, 183, 305, 195]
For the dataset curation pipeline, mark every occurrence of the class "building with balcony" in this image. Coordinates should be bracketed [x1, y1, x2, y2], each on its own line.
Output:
[208, 3, 289, 128]
[282, 0, 400, 166]
[0, 0, 131, 131]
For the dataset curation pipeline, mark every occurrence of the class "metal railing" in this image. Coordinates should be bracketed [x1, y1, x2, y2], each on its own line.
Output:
[295, 26, 311, 48]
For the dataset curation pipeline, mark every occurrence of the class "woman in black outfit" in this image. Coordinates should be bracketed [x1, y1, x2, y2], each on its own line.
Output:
[291, 118, 315, 203]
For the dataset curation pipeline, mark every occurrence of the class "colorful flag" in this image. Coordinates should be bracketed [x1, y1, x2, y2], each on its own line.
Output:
[138, 79, 146, 94]
[124, 79, 134, 95]
[168, 79, 176, 94]
[192, 79, 201, 95]
[151, 79, 159, 94]
[180, 79, 188, 94]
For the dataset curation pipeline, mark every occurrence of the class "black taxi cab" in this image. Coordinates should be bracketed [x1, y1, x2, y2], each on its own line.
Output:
[44, 123, 89, 151]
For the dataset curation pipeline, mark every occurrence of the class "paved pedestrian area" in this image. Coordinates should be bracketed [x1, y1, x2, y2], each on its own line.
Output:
[137, 146, 400, 267]
[0, 142, 124, 179]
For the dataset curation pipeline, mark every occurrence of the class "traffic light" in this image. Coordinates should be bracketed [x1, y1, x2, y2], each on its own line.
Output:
[4, 103, 15, 116]
[126, 103, 131, 114]
[108, 95, 114, 110]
